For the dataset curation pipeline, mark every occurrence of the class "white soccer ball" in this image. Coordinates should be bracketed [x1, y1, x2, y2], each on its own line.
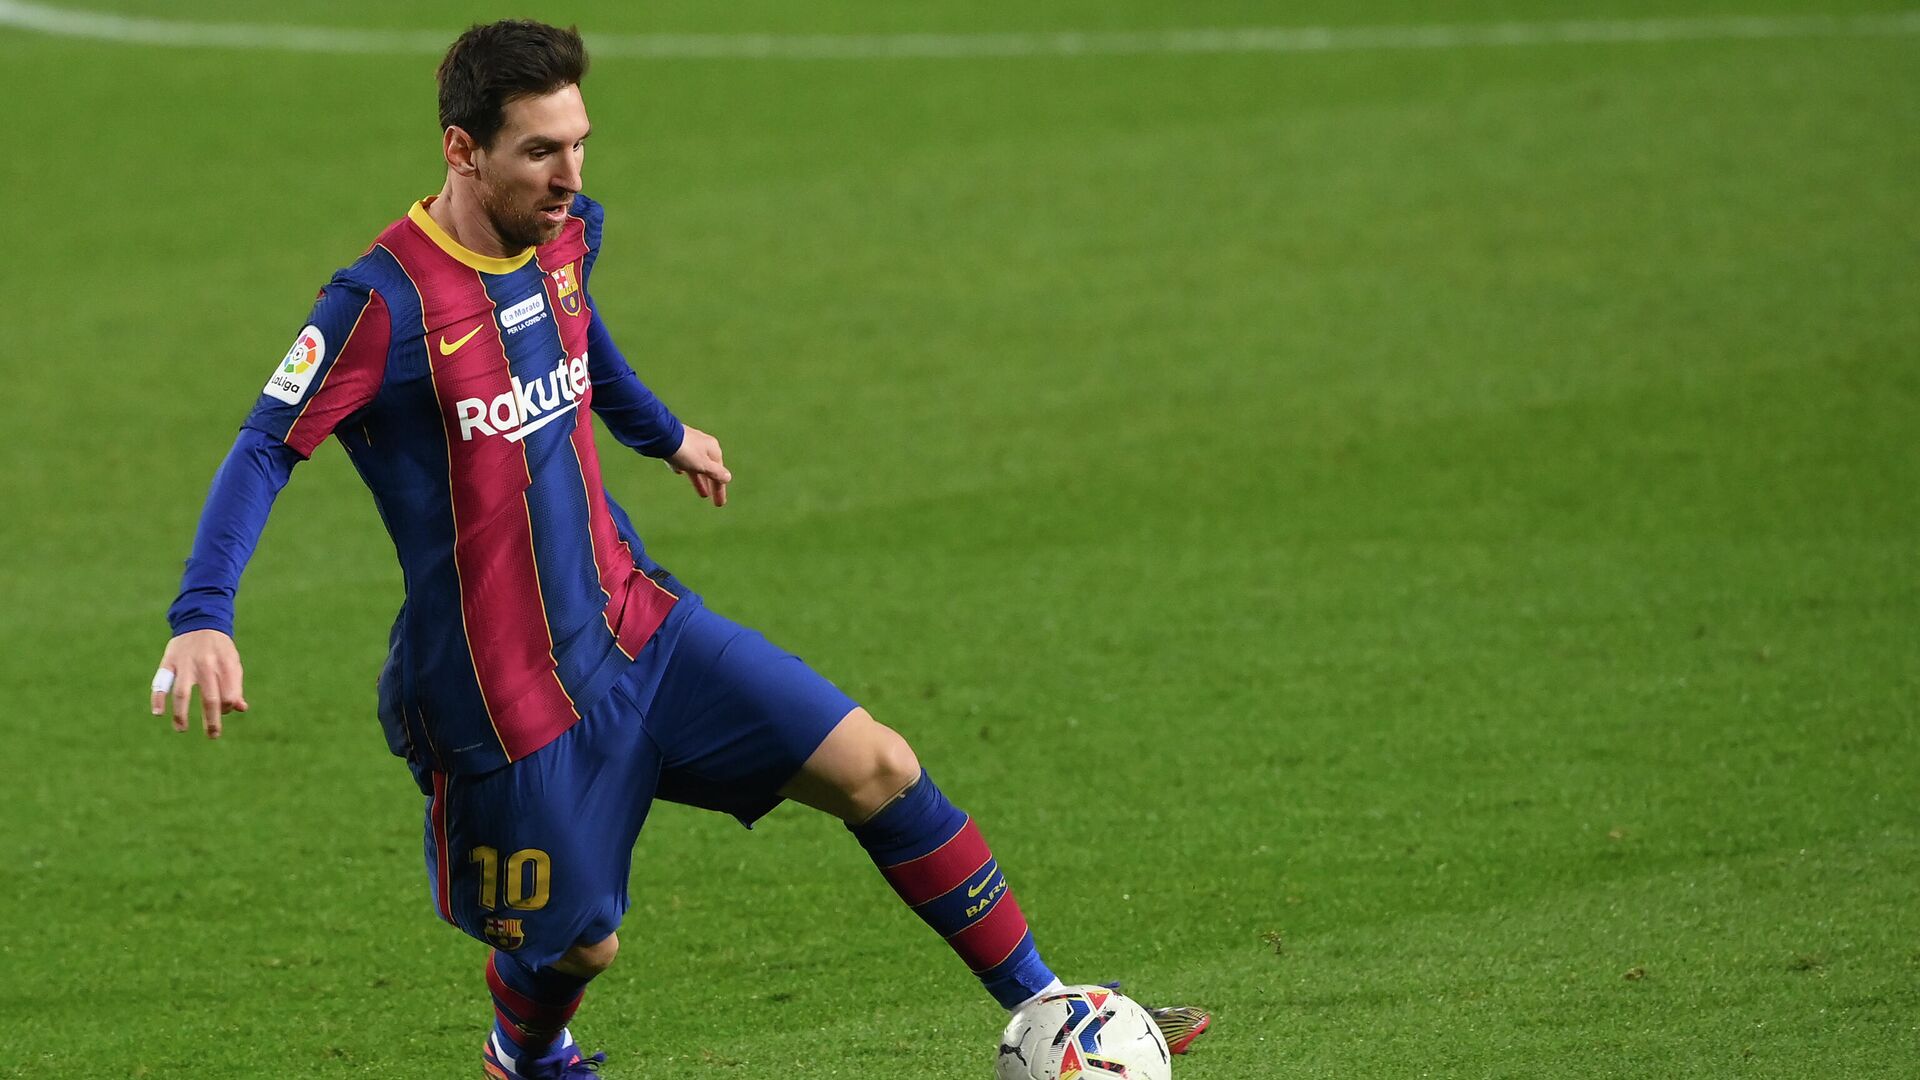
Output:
[995, 985, 1172, 1080]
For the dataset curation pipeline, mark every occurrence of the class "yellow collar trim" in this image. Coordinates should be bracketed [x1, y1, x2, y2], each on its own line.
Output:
[408, 198, 535, 274]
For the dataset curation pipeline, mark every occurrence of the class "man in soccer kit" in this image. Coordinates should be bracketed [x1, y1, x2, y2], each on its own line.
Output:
[149, 20, 1207, 1078]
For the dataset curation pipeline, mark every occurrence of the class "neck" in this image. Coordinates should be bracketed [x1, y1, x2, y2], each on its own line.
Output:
[426, 179, 521, 259]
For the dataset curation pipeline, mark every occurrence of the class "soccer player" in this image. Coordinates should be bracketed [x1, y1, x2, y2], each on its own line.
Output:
[148, 20, 1208, 1078]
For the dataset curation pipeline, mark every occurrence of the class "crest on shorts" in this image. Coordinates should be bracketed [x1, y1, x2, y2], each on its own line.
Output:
[550, 262, 582, 316]
[484, 917, 526, 950]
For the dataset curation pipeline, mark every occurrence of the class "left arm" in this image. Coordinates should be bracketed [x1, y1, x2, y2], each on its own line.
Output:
[587, 307, 731, 507]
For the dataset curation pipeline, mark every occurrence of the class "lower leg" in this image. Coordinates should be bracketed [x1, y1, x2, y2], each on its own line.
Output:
[849, 769, 1060, 1008]
[781, 711, 1060, 1008]
[487, 934, 617, 1065]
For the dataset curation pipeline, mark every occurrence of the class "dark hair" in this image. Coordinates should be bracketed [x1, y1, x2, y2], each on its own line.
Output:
[437, 20, 588, 148]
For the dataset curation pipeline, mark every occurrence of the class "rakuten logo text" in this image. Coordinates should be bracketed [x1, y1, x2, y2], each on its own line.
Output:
[455, 353, 589, 443]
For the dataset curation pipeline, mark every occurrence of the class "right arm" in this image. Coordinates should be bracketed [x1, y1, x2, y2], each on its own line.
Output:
[150, 280, 390, 737]
[152, 429, 301, 735]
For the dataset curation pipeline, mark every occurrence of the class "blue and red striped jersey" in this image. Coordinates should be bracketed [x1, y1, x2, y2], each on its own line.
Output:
[233, 194, 683, 774]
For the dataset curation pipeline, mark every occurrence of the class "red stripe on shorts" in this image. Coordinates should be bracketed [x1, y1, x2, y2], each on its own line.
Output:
[431, 771, 453, 924]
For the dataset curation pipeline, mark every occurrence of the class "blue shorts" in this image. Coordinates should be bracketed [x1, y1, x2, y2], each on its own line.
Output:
[421, 602, 857, 968]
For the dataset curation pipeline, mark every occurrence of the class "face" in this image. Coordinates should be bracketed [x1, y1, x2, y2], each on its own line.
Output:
[469, 84, 590, 249]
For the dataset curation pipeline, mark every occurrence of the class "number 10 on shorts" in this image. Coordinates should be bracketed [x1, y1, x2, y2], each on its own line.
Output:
[469, 846, 551, 911]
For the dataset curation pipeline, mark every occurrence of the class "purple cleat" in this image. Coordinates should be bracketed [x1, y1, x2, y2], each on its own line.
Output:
[482, 1030, 607, 1078]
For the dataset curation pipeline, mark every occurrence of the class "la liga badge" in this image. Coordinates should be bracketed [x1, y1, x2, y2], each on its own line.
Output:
[264, 324, 326, 403]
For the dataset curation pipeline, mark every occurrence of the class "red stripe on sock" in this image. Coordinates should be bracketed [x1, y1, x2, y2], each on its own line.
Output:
[950, 888, 1032, 973]
[486, 953, 540, 1018]
[486, 953, 584, 1038]
[882, 818, 991, 907]
[494, 1006, 525, 1037]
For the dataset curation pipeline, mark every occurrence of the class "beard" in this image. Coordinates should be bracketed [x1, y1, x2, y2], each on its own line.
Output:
[476, 170, 566, 250]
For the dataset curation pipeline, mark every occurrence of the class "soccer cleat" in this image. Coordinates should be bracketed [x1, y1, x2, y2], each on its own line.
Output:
[483, 1030, 606, 1078]
[1099, 982, 1212, 1055]
[1147, 1004, 1212, 1055]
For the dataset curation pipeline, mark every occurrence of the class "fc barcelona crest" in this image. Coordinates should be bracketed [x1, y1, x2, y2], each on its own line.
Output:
[550, 262, 582, 316]
[484, 917, 526, 950]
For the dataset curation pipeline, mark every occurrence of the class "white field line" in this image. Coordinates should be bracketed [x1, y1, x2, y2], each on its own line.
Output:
[1, 1, 1917, 58]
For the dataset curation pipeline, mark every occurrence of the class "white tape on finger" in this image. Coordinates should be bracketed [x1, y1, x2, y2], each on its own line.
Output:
[152, 667, 176, 695]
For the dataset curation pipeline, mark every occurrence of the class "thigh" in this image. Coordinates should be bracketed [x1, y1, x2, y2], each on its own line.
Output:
[420, 698, 660, 969]
[644, 605, 858, 827]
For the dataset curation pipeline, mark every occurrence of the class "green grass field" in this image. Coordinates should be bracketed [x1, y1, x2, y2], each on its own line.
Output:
[4, 1, 1918, 1076]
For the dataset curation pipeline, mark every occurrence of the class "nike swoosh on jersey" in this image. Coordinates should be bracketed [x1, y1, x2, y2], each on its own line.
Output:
[967, 867, 1000, 898]
[438, 325, 484, 355]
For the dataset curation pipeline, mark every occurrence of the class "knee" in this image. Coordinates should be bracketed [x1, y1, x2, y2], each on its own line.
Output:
[860, 720, 923, 815]
[556, 932, 619, 978]
[784, 709, 926, 823]
[875, 718, 925, 795]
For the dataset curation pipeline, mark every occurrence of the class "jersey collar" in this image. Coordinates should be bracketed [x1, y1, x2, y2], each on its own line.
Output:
[408, 197, 536, 274]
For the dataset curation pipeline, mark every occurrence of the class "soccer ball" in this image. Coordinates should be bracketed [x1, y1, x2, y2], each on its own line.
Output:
[995, 985, 1172, 1080]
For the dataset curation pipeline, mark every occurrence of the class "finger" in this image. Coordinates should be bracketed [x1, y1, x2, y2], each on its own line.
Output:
[199, 670, 225, 739]
[687, 472, 711, 500]
[226, 661, 249, 714]
[712, 479, 728, 508]
[151, 664, 175, 716]
[171, 667, 198, 732]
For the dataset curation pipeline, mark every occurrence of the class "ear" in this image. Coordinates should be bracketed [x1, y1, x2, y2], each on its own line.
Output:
[444, 125, 481, 177]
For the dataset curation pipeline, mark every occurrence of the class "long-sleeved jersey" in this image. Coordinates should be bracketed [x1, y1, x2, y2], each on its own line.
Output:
[169, 194, 690, 776]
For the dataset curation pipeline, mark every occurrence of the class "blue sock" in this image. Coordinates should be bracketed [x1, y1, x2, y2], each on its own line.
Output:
[487, 950, 592, 1061]
[852, 771, 1059, 1008]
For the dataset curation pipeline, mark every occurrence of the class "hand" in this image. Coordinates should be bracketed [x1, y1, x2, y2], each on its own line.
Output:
[150, 629, 248, 738]
[667, 425, 732, 507]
